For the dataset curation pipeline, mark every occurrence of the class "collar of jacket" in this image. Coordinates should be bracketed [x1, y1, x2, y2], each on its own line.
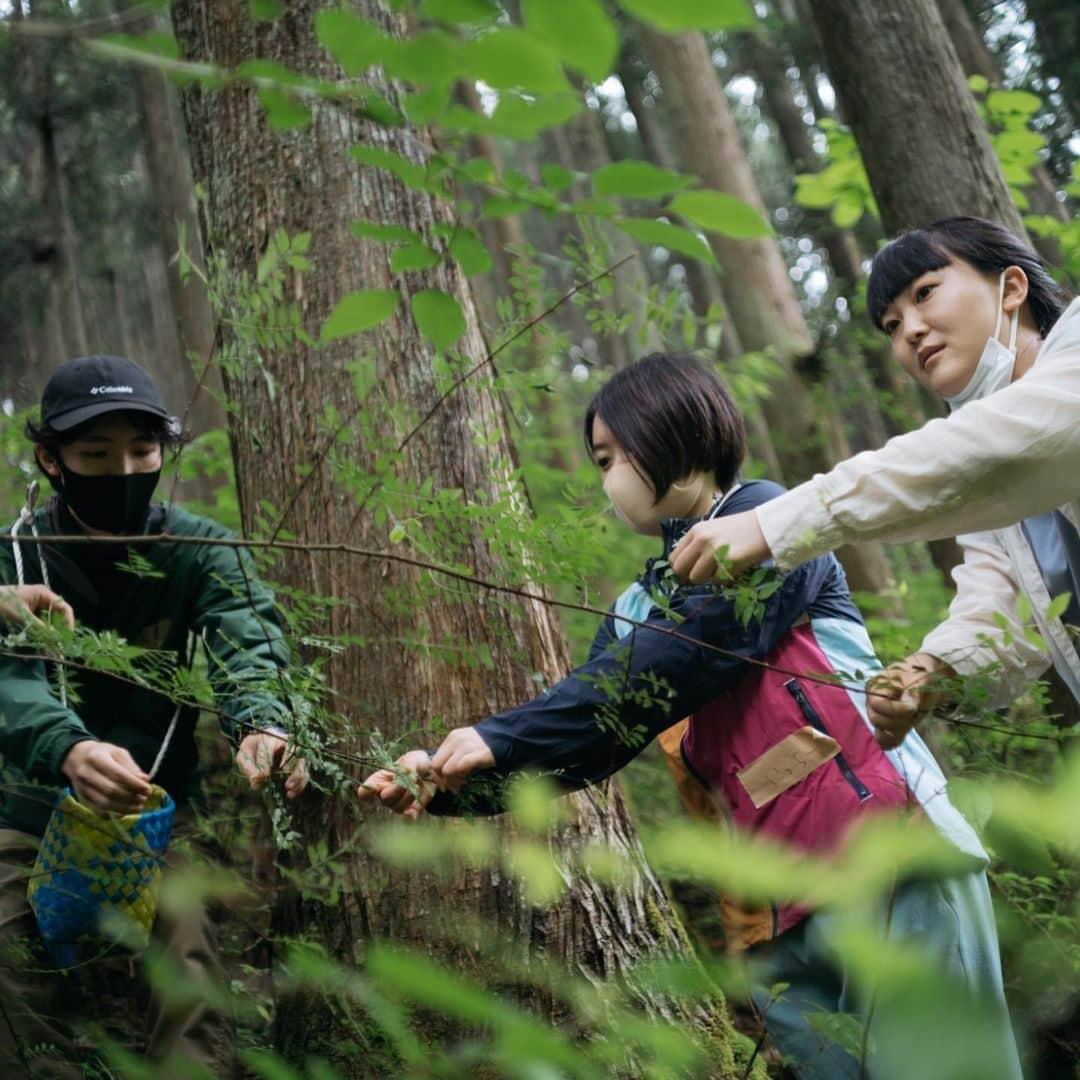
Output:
[660, 514, 701, 559]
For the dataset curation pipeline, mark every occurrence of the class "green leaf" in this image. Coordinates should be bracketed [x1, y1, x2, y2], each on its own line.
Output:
[462, 28, 569, 94]
[615, 0, 754, 32]
[315, 9, 391, 75]
[239, 1048, 305, 1080]
[390, 244, 442, 272]
[319, 289, 400, 342]
[967, 73, 990, 95]
[411, 289, 467, 350]
[404, 83, 451, 124]
[946, 777, 994, 833]
[508, 775, 562, 833]
[349, 221, 420, 244]
[617, 218, 716, 264]
[236, 58, 309, 89]
[448, 229, 493, 276]
[669, 189, 772, 237]
[521, 0, 618, 82]
[794, 172, 837, 210]
[389, 30, 465, 85]
[1046, 592, 1073, 623]
[350, 145, 429, 190]
[508, 838, 566, 905]
[540, 163, 576, 191]
[987, 88, 1042, 117]
[250, 0, 284, 20]
[98, 32, 181, 62]
[486, 92, 582, 139]
[592, 161, 694, 199]
[481, 195, 533, 218]
[1016, 592, 1033, 623]
[831, 192, 863, 229]
[994, 129, 1045, 160]
[985, 816, 1057, 875]
[257, 88, 311, 131]
[420, 0, 499, 22]
[460, 156, 496, 184]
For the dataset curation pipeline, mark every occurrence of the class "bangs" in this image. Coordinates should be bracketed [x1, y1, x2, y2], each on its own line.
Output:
[867, 230, 952, 330]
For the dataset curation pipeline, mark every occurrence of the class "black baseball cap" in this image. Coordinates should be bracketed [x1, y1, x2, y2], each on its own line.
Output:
[40, 355, 170, 433]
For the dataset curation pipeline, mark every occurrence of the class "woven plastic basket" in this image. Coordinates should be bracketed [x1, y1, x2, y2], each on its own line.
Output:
[28, 784, 175, 965]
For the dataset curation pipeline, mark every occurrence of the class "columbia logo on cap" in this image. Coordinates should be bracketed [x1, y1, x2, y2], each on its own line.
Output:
[90, 386, 134, 395]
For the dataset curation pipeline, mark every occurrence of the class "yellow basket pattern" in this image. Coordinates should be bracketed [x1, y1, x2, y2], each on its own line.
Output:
[28, 784, 174, 964]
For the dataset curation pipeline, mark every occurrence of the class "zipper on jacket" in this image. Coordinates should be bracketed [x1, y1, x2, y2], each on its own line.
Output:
[784, 679, 872, 802]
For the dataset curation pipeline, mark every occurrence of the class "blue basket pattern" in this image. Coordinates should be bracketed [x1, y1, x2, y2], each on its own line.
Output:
[28, 785, 175, 965]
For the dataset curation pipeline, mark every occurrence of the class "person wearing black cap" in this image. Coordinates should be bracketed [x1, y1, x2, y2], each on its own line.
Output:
[0, 355, 307, 1076]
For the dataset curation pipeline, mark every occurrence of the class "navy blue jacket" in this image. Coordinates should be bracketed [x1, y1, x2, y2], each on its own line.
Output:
[428, 481, 862, 816]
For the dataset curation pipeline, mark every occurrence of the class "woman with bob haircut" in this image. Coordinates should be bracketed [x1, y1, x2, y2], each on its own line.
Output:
[358, 351, 1022, 1079]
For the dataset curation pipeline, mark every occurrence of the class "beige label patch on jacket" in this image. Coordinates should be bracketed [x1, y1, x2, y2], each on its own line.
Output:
[737, 726, 840, 809]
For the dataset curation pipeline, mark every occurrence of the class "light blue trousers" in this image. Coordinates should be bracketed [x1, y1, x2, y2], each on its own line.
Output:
[748, 872, 1024, 1080]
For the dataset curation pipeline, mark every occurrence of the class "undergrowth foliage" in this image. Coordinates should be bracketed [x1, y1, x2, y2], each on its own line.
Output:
[0, 0, 1078, 1077]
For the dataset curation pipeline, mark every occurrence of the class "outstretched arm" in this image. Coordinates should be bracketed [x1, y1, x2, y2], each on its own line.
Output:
[674, 309, 1080, 576]
[359, 561, 824, 816]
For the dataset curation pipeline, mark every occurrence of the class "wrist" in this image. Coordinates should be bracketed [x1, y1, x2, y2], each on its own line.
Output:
[911, 652, 950, 676]
[60, 738, 97, 779]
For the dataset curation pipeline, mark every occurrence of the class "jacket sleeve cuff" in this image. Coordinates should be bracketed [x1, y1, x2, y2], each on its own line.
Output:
[917, 632, 1040, 709]
[473, 716, 515, 771]
[755, 478, 847, 570]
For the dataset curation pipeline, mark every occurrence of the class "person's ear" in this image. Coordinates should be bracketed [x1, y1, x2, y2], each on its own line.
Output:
[36, 446, 61, 480]
[1001, 265, 1029, 317]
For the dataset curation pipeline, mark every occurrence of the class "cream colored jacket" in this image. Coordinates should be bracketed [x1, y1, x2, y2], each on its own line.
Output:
[757, 297, 1080, 704]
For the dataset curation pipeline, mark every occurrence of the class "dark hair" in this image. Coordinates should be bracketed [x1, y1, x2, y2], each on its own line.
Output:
[584, 353, 746, 502]
[25, 411, 185, 488]
[867, 217, 1070, 338]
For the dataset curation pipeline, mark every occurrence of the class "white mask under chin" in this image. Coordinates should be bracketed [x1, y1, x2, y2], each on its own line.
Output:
[946, 270, 1017, 411]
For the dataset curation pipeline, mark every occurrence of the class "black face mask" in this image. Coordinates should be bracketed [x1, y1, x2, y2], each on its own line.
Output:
[58, 465, 161, 535]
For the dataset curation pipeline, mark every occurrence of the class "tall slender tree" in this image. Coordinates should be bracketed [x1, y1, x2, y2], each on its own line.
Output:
[804, 0, 1026, 237]
[934, 0, 1068, 265]
[170, 0, 738, 1070]
[640, 25, 891, 592]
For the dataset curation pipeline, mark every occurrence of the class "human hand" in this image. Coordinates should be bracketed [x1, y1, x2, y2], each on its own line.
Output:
[62, 740, 152, 815]
[236, 730, 309, 799]
[0, 585, 75, 630]
[867, 652, 951, 750]
[431, 726, 495, 789]
[357, 750, 436, 819]
[670, 510, 771, 584]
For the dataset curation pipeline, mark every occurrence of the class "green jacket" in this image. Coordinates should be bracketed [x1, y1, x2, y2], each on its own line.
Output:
[0, 498, 290, 835]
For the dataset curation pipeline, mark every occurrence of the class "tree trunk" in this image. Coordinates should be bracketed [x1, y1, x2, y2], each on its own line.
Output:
[453, 80, 529, 314]
[1023, 0, 1080, 134]
[934, 0, 1067, 265]
[170, 1, 739, 1072]
[804, 0, 1026, 238]
[39, 109, 89, 358]
[641, 26, 891, 593]
[618, 45, 783, 477]
[136, 57, 224, 437]
[540, 103, 649, 369]
[735, 28, 863, 290]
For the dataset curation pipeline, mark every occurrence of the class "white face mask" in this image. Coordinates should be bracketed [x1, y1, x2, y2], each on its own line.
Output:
[603, 466, 712, 536]
[945, 270, 1017, 411]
